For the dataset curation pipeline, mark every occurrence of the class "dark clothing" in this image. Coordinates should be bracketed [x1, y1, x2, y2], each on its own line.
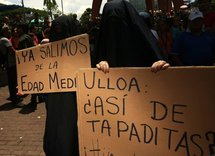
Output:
[0, 37, 20, 103]
[18, 34, 34, 50]
[28, 94, 44, 111]
[43, 15, 80, 156]
[49, 15, 80, 42]
[43, 92, 79, 156]
[6, 66, 19, 103]
[172, 31, 215, 66]
[0, 37, 8, 66]
[94, 0, 165, 67]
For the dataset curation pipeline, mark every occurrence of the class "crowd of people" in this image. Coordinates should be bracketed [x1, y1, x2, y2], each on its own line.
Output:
[0, 0, 215, 156]
[0, 12, 52, 109]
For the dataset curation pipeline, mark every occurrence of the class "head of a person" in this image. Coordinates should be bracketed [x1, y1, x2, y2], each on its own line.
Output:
[16, 23, 29, 36]
[3, 16, 9, 24]
[15, 14, 21, 21]
[11, 26, 19, 37]
[72, 14, 77, 20]
[34, 12, 39, 19]
[198, 0, 212, 13]
[1, 25, 11, 38]
[29, 25, 37, 33]
[49, 15, 80, 42]
[188, 10, 204, 33]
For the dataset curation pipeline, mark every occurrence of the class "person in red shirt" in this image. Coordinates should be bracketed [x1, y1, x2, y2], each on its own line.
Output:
[198, 0, 215, 35]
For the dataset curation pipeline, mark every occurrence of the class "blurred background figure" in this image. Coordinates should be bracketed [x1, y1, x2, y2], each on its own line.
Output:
[171, 9, 215, 66]
[157, 17, 173, 60]
[0, 25, 23, 107]
[139, 11, 159, 40]
[29, 12, 44, 43]
[40, 27, 50, 44]
[198, 0, 215, 35]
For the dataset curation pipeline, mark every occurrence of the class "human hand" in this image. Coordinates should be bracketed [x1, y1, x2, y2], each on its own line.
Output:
[96, 61, 109, 73]
[151, 60, 170, 73]
[16, 86, 24, 96]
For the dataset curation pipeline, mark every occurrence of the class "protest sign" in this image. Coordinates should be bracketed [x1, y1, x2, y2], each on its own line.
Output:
[16, 34, 91, 94]
[77, 67, 215, 156]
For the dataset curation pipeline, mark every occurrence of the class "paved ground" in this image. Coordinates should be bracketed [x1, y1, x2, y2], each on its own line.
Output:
[0, 84, 46, 156]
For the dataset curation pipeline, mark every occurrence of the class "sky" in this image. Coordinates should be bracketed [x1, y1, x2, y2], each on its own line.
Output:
[0, 0, 197, 18]
[0, 0, 106, 18]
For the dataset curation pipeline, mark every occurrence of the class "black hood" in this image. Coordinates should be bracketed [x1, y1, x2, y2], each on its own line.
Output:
[49, 15, 80, 42]
[94, 0, 166, 67]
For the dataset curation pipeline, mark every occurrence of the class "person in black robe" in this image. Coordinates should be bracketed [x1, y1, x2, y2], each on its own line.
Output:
[43, 15, 80, 156]
[93, 0, 169, 72]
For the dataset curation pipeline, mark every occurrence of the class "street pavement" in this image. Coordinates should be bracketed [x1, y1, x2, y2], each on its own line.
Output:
[0, 84, 46, 156]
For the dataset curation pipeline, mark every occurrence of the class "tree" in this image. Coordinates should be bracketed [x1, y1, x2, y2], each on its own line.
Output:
[79, 8, 93, 33]
[0, 7, 47, 22]
[43, 0, 59, 19]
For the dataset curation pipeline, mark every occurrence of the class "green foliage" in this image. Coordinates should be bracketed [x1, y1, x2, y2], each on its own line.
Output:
[79, 8, 93, 33]
[1, 3, 101, 31]
[0, 7, 47, 18]
[43, 0, 60, 19]
[212, 1, 215, 10]
[43, 5, 61, 17]
[43, 0, 57, 10]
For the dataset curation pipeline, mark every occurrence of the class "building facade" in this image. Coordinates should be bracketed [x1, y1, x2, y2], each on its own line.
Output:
[91, 0, 188, 20]
[129, 0, 185, 13]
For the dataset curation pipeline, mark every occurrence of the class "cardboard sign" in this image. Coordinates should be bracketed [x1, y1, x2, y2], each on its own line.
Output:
[16, 34, 91, 94]
[77, 67, 215, 156]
